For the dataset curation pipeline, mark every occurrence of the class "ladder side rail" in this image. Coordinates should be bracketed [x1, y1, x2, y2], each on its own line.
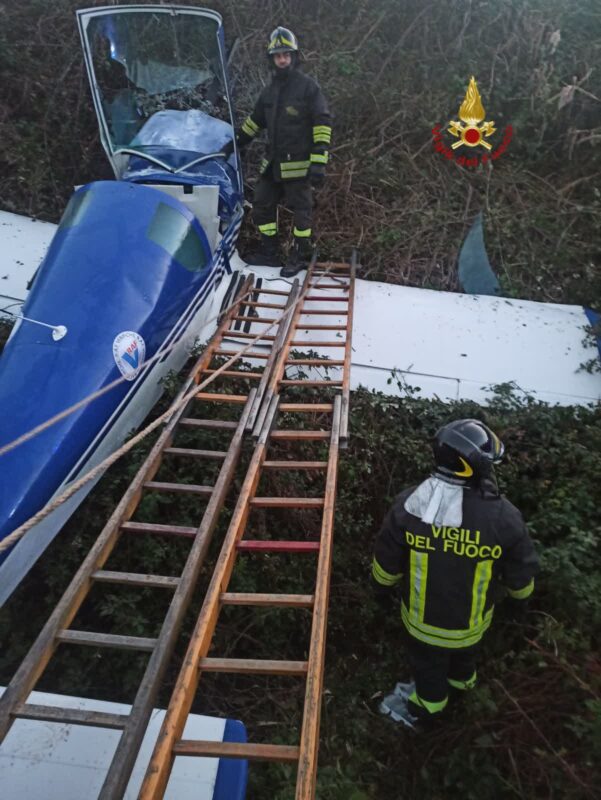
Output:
[0, 279, 255, 742]
[252, 266, 316, 439]
[246, 279, 301, 431]
[340, 252, 357, 445]
[192, 276, 255, 385]
[98, 392, 256, 800]
[137, 396, 280, 800]
[295, 397, 342, 799]
[0, 359, 202, 740]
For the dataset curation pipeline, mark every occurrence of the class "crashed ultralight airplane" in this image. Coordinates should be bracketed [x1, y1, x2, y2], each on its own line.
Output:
[1, 5, 600, 800]
[1, 4, 600, 606]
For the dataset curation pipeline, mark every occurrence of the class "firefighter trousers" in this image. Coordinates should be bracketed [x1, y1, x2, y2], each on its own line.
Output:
[406, 634, 479, 718]
[253, 172, 313, 238]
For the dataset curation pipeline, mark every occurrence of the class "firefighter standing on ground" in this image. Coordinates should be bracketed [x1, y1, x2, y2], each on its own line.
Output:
[371, 419, 539, 729]
[226, 27, 332, 277]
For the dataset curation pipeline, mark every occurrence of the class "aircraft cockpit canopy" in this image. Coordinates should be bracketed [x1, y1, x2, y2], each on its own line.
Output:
[78, 6, 236, 185]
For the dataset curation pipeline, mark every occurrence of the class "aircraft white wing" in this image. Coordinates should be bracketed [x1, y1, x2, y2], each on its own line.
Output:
[0, 210, 57, 317]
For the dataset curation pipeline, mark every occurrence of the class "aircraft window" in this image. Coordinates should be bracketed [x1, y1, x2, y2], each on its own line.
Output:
[86, 12, 229, 153]
[58, 190, 92, 230]
[147, 202, 208, 272]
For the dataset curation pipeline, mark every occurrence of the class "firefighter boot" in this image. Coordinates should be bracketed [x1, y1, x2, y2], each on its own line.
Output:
[378, 692, 419, 730]
[280, 237, 313, 278]
[393, 681, 416, 701]
[244, 234, 281, 268]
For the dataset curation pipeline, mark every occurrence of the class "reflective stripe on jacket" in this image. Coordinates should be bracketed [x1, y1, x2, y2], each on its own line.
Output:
[372, 486, 539, 648]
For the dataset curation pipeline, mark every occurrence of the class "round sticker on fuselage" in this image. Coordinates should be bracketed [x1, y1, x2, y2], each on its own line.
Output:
[113, 331, 146, 381]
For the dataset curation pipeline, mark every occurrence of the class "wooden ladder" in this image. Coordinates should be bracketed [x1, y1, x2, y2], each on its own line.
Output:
[137, 255, 356, 799]
[0, 275, 299, 800]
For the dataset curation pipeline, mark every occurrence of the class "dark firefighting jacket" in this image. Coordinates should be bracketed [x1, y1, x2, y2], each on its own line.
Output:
[237, 68, 331, 181]
[371, 486, 539, 648]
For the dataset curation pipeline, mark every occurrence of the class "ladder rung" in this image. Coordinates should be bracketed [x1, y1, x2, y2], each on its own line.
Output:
[174, 740, 300, 762]
[220, 592, 314, 608]
[233, 315, 277, 323]
[180, 418, 238, 430]
[199, 658, 308, 676]
[243, 301, 286, 310]
[202, 369, 263, 380]
[251, 288, 290, 296]
[224, 331, 275, 341]
[215, 349, 270, 359]
[14, 703, 129, 730]
[196, 392, 248, 404]
[121, 521, 199, 538]
[144, 481, 213, 496]
[286, 359, 344, 366]
[304, 296, 348, 302]
[294, 324, 346, 330]
[290, 341, 345, 347]
[270, 430, 330, 440]
[298, 309, 349, 316]
[279, 403, 333, 413]
[57, 630, 157, 652]
[308, 283, 350, 289]
[164, 447, 228, 459]
[92, 570, 180, 590]
[263, 461, 328, 470]
[280, 380, 342, 386]
[250, 497, 325, 509]
[237, 540, 320, 553]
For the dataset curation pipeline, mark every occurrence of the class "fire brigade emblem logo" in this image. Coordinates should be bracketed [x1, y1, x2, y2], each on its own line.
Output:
[448, 77, 495, 150]
[432, 76, 512, 168]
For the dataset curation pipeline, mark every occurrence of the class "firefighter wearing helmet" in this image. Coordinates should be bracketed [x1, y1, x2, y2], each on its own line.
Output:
[371, 419, 539, 729]
[225, 26, 332, 276]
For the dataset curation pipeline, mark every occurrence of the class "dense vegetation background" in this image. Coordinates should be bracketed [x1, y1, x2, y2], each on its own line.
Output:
[1, 0, 600, 304]
[1, 1, 600, 798]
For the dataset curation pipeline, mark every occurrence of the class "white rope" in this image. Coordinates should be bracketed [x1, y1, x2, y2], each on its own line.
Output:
[0, 261, 340, 554]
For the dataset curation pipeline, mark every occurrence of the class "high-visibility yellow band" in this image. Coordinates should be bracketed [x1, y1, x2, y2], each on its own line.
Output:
[280, 160, 310, 179]
[310, 152, 328, 164]
[313, 128, 331, 144]
[448, 671, 477, 690]
[258, 222, 277, 236]
[409, 551, 428, 625]
[507, 579, 534, 600]
[401, 603, 493, 648]
[470, 560, 493, 628]
[409, 690, 448, 714]
[281, 160, 310, 170]
[241, 116, 259, 137]
[372, 557, 402, 587]
[293, 227, 312, 238]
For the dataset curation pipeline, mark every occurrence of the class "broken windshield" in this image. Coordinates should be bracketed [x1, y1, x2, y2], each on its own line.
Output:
[82, 9, 233, 172]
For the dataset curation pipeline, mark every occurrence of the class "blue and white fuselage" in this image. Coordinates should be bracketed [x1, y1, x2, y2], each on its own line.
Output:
[0, 5, 245, 604]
